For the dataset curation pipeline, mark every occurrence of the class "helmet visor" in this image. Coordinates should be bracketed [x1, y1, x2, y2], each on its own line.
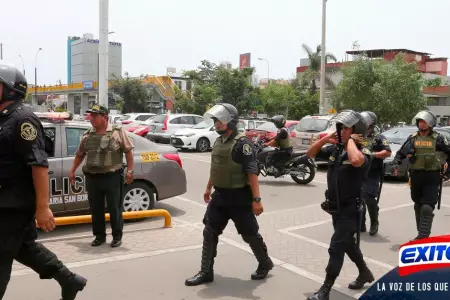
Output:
[203, 104, 234, 124]
[0, 61, 17, 89]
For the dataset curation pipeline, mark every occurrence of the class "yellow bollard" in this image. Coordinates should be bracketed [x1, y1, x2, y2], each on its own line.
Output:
[37, 209, 172, 229]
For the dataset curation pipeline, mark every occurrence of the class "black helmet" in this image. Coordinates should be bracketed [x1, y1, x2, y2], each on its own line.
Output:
[0, 60, 27, 102]
[203, 102, 239, 131]
[360, 111, 377, 127]
[270, 115, 286, 129]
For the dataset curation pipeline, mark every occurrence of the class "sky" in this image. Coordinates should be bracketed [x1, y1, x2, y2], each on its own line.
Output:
[1, 0, 449, 86]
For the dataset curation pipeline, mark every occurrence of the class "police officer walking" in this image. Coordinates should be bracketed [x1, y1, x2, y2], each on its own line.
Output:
[69, 104, 134, 248]
[185, 103, 273, 286]
[306, 110, 375, 300]
[359, 111, 391, 236]
[393, 110, 450, 240]
[264, 115, 293, 176]
[0, 61, 87, 299]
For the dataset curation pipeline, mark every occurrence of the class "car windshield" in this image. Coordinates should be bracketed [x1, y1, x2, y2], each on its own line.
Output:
[142, 116, 157, 125]
[382, 127, 417, 144]
[296, 118, 330, 132]
[193, 120, 214, 129]
[151, 114, 167, 123]
[255, 122, 276, 132]
[119, 114, 131, 121]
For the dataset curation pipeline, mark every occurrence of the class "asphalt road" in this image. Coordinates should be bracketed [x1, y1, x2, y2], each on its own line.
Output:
[5, 151, 450, 300]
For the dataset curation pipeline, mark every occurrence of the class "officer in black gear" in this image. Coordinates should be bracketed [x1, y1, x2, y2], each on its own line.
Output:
[306, 110, 375, 300]
[393, 110, 450, 240]
[359, 111, 391, 236]
[185, 103, 273, 286]
[265, 115, 293, 176]
[0, 61, 87, 300]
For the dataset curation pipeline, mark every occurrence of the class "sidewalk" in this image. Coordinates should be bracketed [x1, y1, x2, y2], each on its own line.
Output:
[6, 243, 353, 300]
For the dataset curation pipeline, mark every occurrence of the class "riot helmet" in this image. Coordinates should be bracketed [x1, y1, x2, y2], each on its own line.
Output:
[412, 110, 437, 128]
[0, 60, 27, 103]
[360, 111, 377, 127]
[270, 115, 286, 129]
[203, 103, 239, 134]
[332, 110, 367, 141]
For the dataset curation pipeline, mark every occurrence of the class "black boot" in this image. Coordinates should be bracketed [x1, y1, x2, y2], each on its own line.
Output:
[53, 266, 87, 300]
[410, 204, 421, 241]
[367, 204, 379, 236]
[244, 235, 274, 280]
[414, 204, 434, 240]
[185, 233, 217, 286]
[307, 275, 335, 300]
[348, 263, 375, 290]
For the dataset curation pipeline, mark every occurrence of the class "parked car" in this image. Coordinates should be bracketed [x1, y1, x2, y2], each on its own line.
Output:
[238, 119, 267, 131]
[170, 119, 219, 152]
[118, 113, 156, 125]
[383, 126, 450, 180]
[291, 114, 337, 150]
[41, 119, 187, 216]
[109, 114, 123, 124]
[146, 113, 203, 144]
[126, 117, 157, 137]
[245, 121, 299, 142]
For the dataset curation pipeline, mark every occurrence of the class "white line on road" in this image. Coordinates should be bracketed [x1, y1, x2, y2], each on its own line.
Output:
[175, 196, 207, 208]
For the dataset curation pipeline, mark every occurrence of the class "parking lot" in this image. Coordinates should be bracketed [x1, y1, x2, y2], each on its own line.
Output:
[5, 151, 450, 300]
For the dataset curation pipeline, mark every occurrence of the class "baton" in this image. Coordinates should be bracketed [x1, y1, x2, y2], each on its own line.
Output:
[377, 163, 385, 204]
[438, 177, 443, 210]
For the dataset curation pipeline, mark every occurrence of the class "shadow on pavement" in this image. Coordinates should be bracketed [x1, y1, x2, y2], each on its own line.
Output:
[259, 180, 320, 188]
[197, 274, 267, 300]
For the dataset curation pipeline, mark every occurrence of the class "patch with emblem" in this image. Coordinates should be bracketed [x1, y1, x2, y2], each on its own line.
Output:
[243, 143, 252, 155]
[383, 139, 388, 145]
[20, 122, 38, 141]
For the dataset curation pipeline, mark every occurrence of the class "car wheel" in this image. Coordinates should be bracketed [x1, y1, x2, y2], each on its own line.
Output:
[196, 137, 210, 152]
[122, 182, 155, 212]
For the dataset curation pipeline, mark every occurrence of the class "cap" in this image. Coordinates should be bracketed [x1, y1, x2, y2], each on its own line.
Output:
[86, 104, 108, 115]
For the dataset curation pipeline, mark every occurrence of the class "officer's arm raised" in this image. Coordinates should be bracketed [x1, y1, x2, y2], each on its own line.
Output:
[346, 139, 365, 167]
[306, 132, 336, 158]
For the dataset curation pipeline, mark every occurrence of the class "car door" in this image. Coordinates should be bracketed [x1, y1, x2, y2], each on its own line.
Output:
[45, 125, 65, 213]
[62, 126, 90, 212]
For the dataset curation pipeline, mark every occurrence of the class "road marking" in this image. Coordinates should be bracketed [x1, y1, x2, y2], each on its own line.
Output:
[175, 196, 208, 208]
[179, 154, 211, 163]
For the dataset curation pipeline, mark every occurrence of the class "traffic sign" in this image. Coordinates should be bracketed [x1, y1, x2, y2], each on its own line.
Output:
[329, 108, 337, 114]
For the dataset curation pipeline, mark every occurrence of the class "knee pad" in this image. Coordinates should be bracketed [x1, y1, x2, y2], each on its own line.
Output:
[421, 204, 434, 216]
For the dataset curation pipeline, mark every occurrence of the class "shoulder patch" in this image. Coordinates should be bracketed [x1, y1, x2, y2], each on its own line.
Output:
[242, 143, 252, 155]
[20, 122, 38, 141]
[412, 132, 418, 137]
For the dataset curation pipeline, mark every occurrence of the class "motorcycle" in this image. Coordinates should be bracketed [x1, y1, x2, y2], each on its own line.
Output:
[253, 138, 316, 185]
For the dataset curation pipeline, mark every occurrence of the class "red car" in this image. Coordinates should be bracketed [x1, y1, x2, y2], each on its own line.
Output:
[245, 120, 299, 142]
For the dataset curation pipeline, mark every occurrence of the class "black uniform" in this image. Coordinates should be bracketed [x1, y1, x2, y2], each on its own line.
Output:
[185, 133, 273, 286]
[393, 131, 450, 239]
[361, 133, 391, 234]
[0, 101, 86, 299]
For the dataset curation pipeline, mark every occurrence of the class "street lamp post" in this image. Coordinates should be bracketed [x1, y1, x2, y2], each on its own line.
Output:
[99, 0, 110, 108]
[18, 55, 25, 76]
[258, 58, 270, 86]
[34, 48, 42, 106]
[319, 0, 327, 115]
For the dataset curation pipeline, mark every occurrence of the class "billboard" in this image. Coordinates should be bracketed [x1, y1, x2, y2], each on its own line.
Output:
[239, 53, 251, 69]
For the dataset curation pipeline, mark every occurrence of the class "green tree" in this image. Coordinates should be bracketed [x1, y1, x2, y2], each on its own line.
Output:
[299, 44, 338, 94]
[331, 54, 427, 124]
[110, 73, 151, 113]
[424, 77, 443, 87]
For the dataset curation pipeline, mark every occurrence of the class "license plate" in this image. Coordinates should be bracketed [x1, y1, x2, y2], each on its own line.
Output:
[302, 139, 311, 145]
[141, 152, 160, 162]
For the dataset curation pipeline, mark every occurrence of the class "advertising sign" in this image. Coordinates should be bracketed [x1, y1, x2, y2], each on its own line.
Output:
[239, 53, 251, 70]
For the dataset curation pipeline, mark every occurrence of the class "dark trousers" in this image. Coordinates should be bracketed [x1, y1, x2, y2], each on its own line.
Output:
[326, 210, 365, 278]
[362, 176, 380, 224]
[410, 170, 440, 207]
[85, 172, 124, 240]
[0, 209, 64, 299]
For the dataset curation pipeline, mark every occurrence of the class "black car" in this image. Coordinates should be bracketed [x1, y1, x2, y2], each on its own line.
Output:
[383, 126, 450, 180]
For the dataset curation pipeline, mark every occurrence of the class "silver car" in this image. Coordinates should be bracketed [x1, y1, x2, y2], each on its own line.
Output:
[291, 114, 337, 151]
[147, 113, 204, 143]
[42, 120, 187, 216]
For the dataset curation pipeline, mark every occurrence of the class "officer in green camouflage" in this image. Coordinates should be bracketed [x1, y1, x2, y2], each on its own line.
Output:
[185, 103, 273, 287]
[69, 104, 134, 248]
[393, 110, 450, 240]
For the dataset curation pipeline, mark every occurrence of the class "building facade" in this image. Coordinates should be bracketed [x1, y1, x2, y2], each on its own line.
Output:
[67, 33, 122, 84]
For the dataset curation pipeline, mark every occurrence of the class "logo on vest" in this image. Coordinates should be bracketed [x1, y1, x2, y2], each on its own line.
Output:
[414, 141, 433, 148]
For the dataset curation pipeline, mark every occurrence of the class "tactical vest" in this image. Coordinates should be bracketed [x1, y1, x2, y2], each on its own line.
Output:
[83, 125, 123, 173]
[277, 128, 292, 149]
[210, 133, 249, 189]
[410, 132, 441, 171]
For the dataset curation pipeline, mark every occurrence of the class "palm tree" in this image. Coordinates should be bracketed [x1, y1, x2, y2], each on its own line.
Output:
[300, 44, 338, 94]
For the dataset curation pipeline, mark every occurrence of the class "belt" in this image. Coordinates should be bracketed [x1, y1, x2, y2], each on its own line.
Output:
[84, 169, 123, 177]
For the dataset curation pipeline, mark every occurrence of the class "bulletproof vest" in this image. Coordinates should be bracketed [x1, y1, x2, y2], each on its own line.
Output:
[210, 133, 249, 189]
[277, 128, 292, 149]
[83, 125, 123, 173]
[410, 132, 441, 171]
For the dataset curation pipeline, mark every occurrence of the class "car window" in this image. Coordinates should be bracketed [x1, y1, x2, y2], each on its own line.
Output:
[288, 124, 296, 131]
[136, 114, 152, 121]
[248, 121, 255, 129]
[382, 127, 416, 145]
[119, 114, 131, 121]
[194, 116, 203, 124]
[296, 118, 330, 132]
[182, 116, 196, 125]
[169, 117, 182, 124]
[66, 128, 88, 156]
[44, 127, 56, 158]
[256, 122, 276, 131]
[152, 114, 167, 123]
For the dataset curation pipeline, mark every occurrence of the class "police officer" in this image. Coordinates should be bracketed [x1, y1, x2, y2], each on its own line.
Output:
[265, 115, 293, 176]
[393, 110, 450, 240]
[69, 104, 134, 248]
[185, 103, 273, 286]
[0, 61, 87, 299]
[359, 111, 391, 236]
[306, 110, 375, 300]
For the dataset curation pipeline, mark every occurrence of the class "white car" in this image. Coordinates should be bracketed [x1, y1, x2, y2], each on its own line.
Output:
[170, 120, 219, 152]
